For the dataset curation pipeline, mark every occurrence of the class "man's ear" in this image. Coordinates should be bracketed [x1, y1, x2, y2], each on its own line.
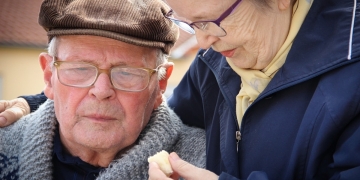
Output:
[39, 53, 54, 99]
[153, 62, 174, 109]
[159, 62, 173, 92]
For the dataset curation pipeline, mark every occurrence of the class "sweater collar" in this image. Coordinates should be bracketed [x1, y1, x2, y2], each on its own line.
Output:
[18, 99, 183, 179]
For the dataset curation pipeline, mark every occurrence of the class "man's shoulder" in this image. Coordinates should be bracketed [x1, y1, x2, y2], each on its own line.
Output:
[165, 102, 206, 144]
[180, 124, 206, 138]
[173, 124, 206, 168]
[0, 153, 19, 179]
[178, 124, 206, 151]
[0, 128, 21, 179]
[0, 115, 28, 145]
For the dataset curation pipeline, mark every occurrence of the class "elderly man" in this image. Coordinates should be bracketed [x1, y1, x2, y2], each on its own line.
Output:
[0, 0, 205, 179]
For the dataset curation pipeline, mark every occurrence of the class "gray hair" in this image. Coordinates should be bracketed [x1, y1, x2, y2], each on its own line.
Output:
[47, 37, 168, 80]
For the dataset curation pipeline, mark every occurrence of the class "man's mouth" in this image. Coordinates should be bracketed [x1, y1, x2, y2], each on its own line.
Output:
[85, 114, 117, 122]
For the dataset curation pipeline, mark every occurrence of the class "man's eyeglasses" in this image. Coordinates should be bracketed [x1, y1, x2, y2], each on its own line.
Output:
[53, 60, 160, 92]
[164, 0, 242, 37]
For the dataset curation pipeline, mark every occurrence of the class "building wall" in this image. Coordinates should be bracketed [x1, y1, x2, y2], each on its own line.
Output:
[0, 47, 46, 100]
[0, 46, 196, 100]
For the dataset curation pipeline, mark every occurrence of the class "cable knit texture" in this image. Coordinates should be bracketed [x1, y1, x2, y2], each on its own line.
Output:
[0, 99, 206, 179]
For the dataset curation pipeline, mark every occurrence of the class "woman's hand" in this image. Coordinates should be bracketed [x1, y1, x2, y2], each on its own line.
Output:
[149, 152, 218, 180]
[0, 98, 30, 127]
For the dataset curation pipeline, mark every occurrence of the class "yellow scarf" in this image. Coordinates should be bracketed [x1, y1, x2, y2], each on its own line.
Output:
[227, 0, 312, 128]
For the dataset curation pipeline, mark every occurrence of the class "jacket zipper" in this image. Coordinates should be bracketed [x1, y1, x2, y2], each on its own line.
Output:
[236, 130, 241, 152]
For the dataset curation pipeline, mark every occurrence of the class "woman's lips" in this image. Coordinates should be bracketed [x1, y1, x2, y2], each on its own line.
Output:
[220, 49, 235, 57]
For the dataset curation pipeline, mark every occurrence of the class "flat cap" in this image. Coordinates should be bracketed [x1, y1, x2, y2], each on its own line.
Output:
[38, 0, 179, 54]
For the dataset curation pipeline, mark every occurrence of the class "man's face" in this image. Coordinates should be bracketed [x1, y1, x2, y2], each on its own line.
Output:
[42, 35, 162, 155]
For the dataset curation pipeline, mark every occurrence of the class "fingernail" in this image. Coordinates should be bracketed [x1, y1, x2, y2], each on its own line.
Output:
[0, 117, 6, 126]
[170, 152, 180, 161]
[149, 162, 157, 167]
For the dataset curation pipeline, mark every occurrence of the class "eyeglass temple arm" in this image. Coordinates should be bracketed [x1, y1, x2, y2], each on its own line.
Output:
[214, 0, 242, 25]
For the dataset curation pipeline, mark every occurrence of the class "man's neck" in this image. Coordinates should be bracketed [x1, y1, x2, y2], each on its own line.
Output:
[59, 133, 120, 167]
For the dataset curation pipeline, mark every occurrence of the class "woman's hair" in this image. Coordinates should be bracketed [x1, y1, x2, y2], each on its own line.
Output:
[47, 36, 168, 80]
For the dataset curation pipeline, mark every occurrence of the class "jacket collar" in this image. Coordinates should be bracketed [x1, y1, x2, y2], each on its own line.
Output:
[198, 50, 240, 123]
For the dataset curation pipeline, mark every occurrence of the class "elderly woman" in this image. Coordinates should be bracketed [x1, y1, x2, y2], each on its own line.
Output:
[148, 0, 360, 179]
[1, 0, 360, 179]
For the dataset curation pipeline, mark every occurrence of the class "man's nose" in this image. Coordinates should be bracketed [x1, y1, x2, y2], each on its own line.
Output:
[194, 28, 220, 49]
[88, 73, 116, 100]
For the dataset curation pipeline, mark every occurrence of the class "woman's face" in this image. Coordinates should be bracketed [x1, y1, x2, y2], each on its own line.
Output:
[166, 0, 292, 70]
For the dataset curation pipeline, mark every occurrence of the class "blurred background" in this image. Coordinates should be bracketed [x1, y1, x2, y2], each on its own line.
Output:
[0, 0, 199, 100]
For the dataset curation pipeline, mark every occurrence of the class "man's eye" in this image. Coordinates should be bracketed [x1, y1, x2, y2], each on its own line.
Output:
[120, 71, 132, 76]
[72, 66, 93, 71]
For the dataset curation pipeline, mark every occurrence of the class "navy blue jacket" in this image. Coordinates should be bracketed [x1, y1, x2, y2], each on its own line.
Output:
[168, 0, 360, 179]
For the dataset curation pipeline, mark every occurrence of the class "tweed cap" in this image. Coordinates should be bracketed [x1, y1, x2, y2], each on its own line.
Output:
[38, 0, 179, 54]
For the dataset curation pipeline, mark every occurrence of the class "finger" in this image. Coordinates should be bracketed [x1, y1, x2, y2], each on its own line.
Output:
[0, 100, 10, 127]
[169, 152, 218, 180]
[12, 98, 30, 115]
[0, 116, 7, 127]
[148, 162, 173, 180]
[168, 152, 200, 179]
[0, 100, 10, 112]
[0, 108, 25, 127]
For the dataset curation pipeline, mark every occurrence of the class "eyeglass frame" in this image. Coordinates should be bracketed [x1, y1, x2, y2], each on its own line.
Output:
[164, 0, 242, 37]
[52, 58, 161, 92]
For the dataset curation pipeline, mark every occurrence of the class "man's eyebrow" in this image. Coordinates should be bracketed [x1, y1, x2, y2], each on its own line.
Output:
[58, 55, 84, 61]
[61, 58, 129, 67]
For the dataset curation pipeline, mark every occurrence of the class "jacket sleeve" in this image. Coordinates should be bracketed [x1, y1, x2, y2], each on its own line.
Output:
[167, 54, 205, 129]
[19, 91, 48, 112]
[328, 113, 360, 179]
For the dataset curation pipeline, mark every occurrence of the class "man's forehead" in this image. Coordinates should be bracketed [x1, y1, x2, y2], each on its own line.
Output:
[56, 36, 157, 67]
[57, 35, 155, 52]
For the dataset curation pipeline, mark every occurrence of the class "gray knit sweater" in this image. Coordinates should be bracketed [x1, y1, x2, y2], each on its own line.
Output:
[0, 99, 206, 179]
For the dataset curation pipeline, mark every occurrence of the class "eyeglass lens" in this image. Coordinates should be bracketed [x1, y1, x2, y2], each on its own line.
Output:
[111, 67, 149, 91]
[192, 22, 227, 36]
[56, 62, 153, 92]
[171, 19, 196, 34]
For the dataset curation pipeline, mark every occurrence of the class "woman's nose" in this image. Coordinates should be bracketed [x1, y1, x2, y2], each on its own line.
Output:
[194, 28, 220, 49]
